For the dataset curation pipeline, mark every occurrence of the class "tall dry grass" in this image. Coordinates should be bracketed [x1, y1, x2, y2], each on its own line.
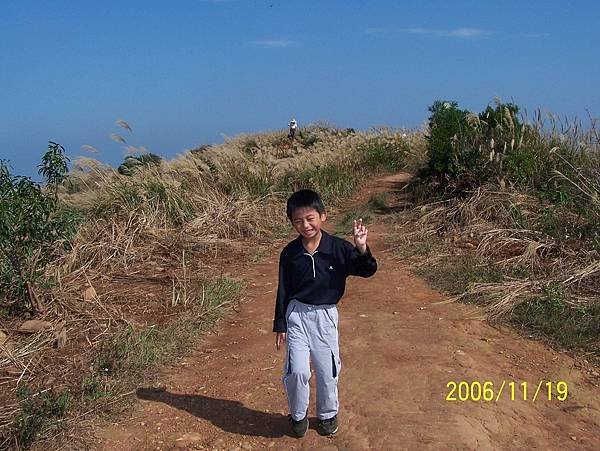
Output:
[392, 106, 599, 354]
[1, 124, 412, 448]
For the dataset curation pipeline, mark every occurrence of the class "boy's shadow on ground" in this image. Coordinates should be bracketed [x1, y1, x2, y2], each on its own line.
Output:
[136, 388, 293, 438]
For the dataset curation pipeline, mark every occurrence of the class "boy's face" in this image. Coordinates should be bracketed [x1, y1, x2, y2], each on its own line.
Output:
[290, 207, 327, 239]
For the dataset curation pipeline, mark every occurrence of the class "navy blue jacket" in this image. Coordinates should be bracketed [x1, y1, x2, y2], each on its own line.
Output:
[273, 230, 377, 332]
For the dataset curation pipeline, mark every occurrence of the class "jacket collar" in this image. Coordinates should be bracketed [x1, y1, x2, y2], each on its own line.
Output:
[292, 229, 334, 256]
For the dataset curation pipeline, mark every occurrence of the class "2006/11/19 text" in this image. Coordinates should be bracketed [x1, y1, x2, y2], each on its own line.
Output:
[445, 380, 568, 402]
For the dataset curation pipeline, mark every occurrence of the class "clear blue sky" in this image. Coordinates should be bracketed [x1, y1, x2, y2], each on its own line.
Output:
[1, 0, 599, 178]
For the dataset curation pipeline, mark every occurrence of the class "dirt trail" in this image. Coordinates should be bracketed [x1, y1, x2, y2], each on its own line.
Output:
[95, 173, 600, 450]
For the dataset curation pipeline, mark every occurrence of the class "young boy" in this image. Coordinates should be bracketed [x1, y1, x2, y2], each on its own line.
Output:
[273, 189, 377, 437]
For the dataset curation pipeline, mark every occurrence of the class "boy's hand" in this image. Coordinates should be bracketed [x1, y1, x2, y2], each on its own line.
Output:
[353, 218, 368, 254]
[275, 332, 286, 350]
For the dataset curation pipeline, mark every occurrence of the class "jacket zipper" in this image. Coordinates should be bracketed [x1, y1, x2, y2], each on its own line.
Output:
[303, 250, 318, 278]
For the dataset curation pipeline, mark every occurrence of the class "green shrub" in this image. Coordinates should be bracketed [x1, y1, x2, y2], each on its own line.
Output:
[421, 98, 598, 217]
[0, 142, 80, 313]
[425, 100, 477, 183]
[423, 100, 530, 189]
[117, 153, 162, 176]
[298, 130, 319, 147]
[39, 141, 69, 194]
[479, 103, 521, 131]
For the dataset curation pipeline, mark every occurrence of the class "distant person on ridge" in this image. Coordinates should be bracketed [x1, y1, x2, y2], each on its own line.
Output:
[273, 189, 378, 438]
[288, 119, 298, 140]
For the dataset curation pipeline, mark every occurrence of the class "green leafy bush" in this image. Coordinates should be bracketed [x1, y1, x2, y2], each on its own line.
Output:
[0, 142, 79, 313]
[117, 153, 162, 176]
[423, 100, 529, 188]
[425, 100, 477, 183]
[421, 98, 598, 210]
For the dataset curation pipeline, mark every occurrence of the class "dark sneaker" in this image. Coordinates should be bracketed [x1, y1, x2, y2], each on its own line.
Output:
[288, 415, 309, 437]
[317, 415, 338, 436]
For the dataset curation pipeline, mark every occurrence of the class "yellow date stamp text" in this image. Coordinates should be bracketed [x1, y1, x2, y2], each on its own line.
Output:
[445, 380, 568, 402]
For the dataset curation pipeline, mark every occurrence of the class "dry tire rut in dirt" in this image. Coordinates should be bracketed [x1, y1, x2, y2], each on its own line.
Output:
[94, 173, 600, 450]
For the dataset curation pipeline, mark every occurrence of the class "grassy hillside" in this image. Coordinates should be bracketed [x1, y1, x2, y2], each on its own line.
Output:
[387, 100, 599, 357]
[1, 100, 598, 448]
[0, 123, 412, 449]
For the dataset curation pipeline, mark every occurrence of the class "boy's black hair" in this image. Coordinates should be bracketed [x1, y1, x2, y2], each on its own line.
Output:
[286, 189, 326, 221]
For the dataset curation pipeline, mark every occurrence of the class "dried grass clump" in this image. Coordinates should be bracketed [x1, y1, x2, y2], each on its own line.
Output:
[454, 260, 600, 318]
[477, 228, 557, 270]
[409, 184, 599, 311]
[411, 185, 540, 236]
[403, 120, 599, 319]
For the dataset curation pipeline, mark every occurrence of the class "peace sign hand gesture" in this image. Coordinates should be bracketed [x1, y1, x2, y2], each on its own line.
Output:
[353, 218, 368, 254]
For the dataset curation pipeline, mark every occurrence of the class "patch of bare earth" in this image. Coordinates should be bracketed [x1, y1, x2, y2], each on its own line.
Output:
[89, 174, 600, 450]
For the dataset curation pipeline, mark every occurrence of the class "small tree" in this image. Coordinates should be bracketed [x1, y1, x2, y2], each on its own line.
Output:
[425, 100, 496, 189]
[39, 141, 69, 194]
[426, 100, 472, 182]
[0, 142, 75, 313]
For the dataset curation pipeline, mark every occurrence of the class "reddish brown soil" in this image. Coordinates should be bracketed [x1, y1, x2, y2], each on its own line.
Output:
[93, 174, 600, 450]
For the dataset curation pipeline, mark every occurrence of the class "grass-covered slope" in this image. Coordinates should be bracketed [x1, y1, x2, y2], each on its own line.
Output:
[0, 123, 411, 449]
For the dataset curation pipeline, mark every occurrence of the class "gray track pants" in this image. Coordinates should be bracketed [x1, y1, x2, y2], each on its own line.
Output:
[283, 299, 342, 421]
